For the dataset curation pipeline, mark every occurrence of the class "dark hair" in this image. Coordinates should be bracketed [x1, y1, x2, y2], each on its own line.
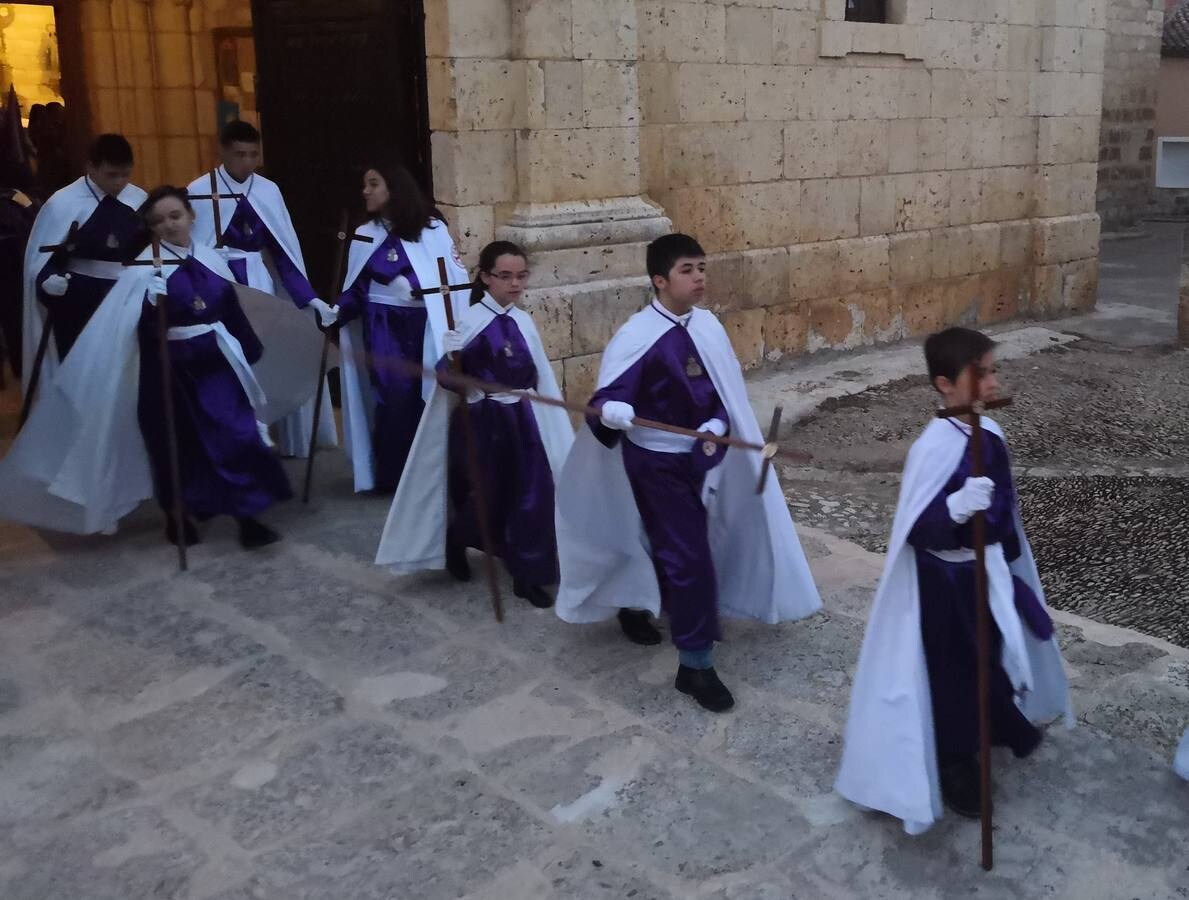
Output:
[646, 233, 705, 292]
[366, 160, 443, 242]
[924, 327, 995, 387]
[220, 119, 261, 147]
[137, 185, 194, 246]
[87, 133, 134, 168]
[470, 240, 527, 304]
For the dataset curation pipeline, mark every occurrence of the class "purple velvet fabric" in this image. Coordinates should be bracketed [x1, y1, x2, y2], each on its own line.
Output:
[440, 303, 558, 586]
[137, 255, 291, 519]
[221, 197, 317, 307]
[587, 305, 730, 651]
[37, 193, 142, 359]
[909, 423, 1046, 760]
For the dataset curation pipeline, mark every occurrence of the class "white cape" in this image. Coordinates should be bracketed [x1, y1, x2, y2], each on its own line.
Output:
[554, 304, 821, 626]
[0, 244, 297, 535]
[835, 416, 1073, 835]
[374, 295, 574, 571]
[186, 168, 337, 456]
[338, 218, 468, 492]
[21, 177, 147, 396]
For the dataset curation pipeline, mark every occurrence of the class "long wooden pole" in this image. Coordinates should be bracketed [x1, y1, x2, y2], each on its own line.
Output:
[20, 222, 81, 429]
[438, 258, 504, 623]
[968, 390, 994, 871]
[151, 238, 188, 572]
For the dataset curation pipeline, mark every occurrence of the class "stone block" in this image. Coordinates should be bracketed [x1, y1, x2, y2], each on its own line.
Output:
[932, 225, 975, 279]
[999, 219, 1034, 267]
[161, 138, 200, 184]
[894, 172, 950, 233]
[995, 71, 1033, 118]
[969, 222, 1002, 273]
[745, 65, 802, 121]
[1033, 213, 1100, 265]
[818, 19, 852, 58]
[976, 268, 1026, 324]
[528, 242, 651, 288]
[889, 231, 932, 285]
[944, 118, 976, 171]
[583, 61, 640, 128]
[519, 288, 574, 358]
[971, 119, 1003, 169]
[1061, 257, 1098, 313]
[849, 68, 895, 121]
[918, 118, 948, 171]
[513, 0, 573, 58]
[705, 252, 747, 311]
[1001, 116, 1039, 167]
[438, 204, 495, 267]
[897, 69, 933, 119]
[526, 60, 583, 130]
[744, 247, 791, 306]
[1080, 27, 1106, 74]
[1006, 24, 1042, 70]
[901, 280, 947, 335]
[990, 166, 1034, 222]
[434, 59, 527, 132]
[668, 186, 730, 252]
[433, 131, 518, 206]
[789, 241, 841, 301]
[574, 0, 637, 60]
[516, 128, 641, 203]
[836, 121, 889, 177]
[157, 87, 197, 137]
[784, 121, 839, 180]
[1069, 162, 1098, 215]
[672, 64, 747, 122]
[764, 302, 808, 358]
[640, 124, 666, 192]
[562, 352, 602, 405]
[664, 122, 783, 186]
[638, 61, 677, 123]
[799, 178, 860, 243]
[887, 120, 919, 174]
[639, 1, 727, 63]
[807, 297, 858, 350]
[800, 66, 851, 121]
[773, 10, 819, 66]
[1030, 262, 1063, 315]
[1035, 164, 1074, 218]
[853, 288, 902, 342]
[1040, 26, 1082, 72]
[860, 175, 897, 236]
[948, 169, 989, 227]
[726, 7, 774, 64]
[730, 180, 803, 249]
[1038, 115, 1098, 165]
[835, 236, 891, 294]
[723, 308, 766, 368]
[930, 69, 971, 119]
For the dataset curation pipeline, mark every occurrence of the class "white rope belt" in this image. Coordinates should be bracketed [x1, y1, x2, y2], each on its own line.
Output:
[625, 427, 695, 454]
[927, 545, 1001, 564]
[66, 258, 124, 279]
[465, 388, 530, 405]
[166, 322, 267, 411]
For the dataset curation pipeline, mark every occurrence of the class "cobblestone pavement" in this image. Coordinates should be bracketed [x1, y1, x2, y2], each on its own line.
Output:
[1, 228, 1188, 898]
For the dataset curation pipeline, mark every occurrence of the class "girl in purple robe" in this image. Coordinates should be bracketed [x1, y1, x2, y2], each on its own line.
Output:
[136, 186, 291, 548]
[333, 163, 468, 493]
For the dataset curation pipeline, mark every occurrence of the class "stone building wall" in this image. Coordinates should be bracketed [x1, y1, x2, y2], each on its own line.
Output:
[429, 0, 1107, 400]
[1097, 0, 1165, 230]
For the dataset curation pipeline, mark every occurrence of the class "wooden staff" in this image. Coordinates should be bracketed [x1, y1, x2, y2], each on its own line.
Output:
[936, 376, 1013, 871]
[19, 222, 80, 429]
[150, 238, 188, 572]
[437, 257, 505, 623]
[301, 212, 373, 503]
[187, 171, 244, 249]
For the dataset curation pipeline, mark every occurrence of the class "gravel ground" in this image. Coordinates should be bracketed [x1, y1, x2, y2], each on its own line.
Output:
[784, 340, 1189, 646]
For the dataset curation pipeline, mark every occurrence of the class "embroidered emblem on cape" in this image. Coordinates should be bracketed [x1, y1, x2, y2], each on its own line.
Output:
[387, 248, 399, 263]
[503, 342, 514, 358]
[106, 233, 120, 249]
[702, 441, 716, 457]
[192, 297, 207, 312]
[685, 356, 703, 378]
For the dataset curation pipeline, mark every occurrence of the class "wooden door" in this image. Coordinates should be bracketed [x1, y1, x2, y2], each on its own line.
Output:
[250, 0, 430, 295]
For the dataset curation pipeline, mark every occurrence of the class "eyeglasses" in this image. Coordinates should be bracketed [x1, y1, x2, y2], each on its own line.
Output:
[487, 270, 531, 283]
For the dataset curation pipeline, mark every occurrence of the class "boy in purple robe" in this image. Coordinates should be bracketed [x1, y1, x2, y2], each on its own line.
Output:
[137, 186, 291, 548]
[837, 327, 1071, 833]
[374, 241, 574, 606]
[23, 134, 146, 384]
[555, 234, 821, 712]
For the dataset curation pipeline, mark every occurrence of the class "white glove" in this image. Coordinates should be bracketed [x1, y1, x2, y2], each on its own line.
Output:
[697, 418, 727, 437]
[42, 273, 70, 296]
[147, 273, 169, 297]
[945, 476, 995, 525]
[599, 400, 636, 431]
[442, 329, 465, 354]
[309, 298, 338, 326]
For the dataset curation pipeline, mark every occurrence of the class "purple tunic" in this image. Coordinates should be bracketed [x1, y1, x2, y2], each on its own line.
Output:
[38, 190, 142, 359]
[137, 255, 292, 519]
[588, 303, 730, 651]
[909, 423, 1049, 762]
[336, 230, 427, 491]
[220, 184, 317, 307]
[438, 302, 558, 586]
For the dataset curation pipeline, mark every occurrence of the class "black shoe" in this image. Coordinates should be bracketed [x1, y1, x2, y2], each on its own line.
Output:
[237, 516, 281, 550]
[940, 756, 982, 819]
[445, 543, 472, 582]
[514, 581, 554, 609]
[617, 609, 662, 646]
[165, 515, 200, 547]
[674, 665, 735, 713]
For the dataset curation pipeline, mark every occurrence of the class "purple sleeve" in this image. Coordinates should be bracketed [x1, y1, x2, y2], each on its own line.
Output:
[908, 473, 1019, 552]
[264, 230, 318, 307]
[908, 488, 963, 552]
[220, 291, 264, 364]
[586, 354, 646, 448]
[334, 270, 370, 323]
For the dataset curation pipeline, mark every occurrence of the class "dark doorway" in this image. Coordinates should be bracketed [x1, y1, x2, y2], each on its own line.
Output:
[250, 0, 431, 295]
[845, 0, 888, 23]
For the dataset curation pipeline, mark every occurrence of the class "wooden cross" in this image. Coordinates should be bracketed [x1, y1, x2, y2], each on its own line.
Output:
[755, 406, 783, 494]
[935, 367, 1012, 872]
[19, 222, 81, 429]
[436, 256, 505, 623]
[187, 170, 245, 248]
[125, 241, 187, 571]
[302, 211, 374, 503]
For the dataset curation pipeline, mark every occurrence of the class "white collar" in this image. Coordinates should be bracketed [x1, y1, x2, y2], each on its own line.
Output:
[85, 175, 114, 200]
[160, 240, 193, 259]
[481, 295, 513, 316]
[651, 299, 693, 327]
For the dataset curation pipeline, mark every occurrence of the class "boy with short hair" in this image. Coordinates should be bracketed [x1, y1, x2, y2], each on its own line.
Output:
[555, 233, 820, 713]
[836, 326, 1072, 833]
